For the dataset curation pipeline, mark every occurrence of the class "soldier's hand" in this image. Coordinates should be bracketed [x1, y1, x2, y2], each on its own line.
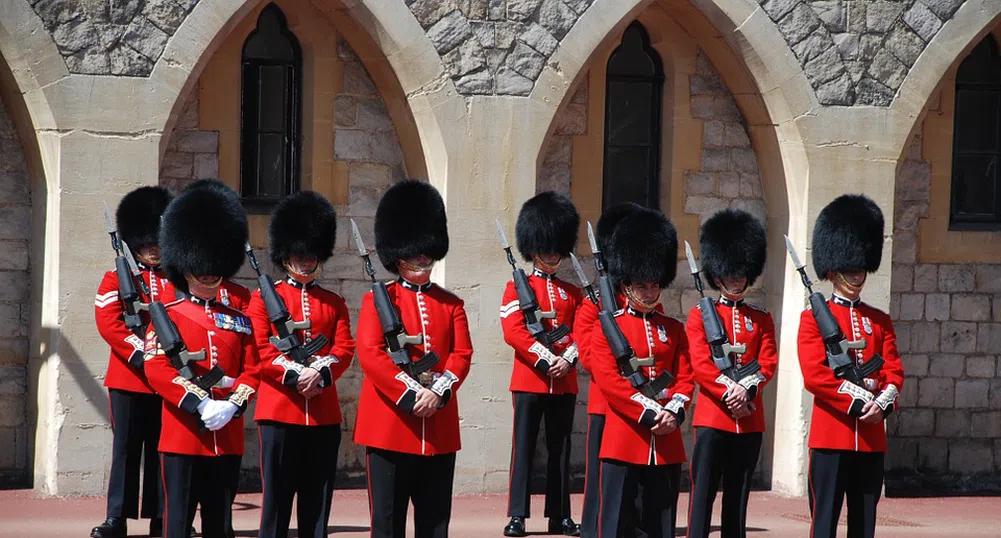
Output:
[301, 386, 323, 399]
[297, 368, 323, 395]
[548, 358, 572, 379]
[413, 388, 442, 418]
[724, 384, 749, 408]
[731, 402, 753, 419]
[650, 410, 677, 435]
[859, 400, 883, 423]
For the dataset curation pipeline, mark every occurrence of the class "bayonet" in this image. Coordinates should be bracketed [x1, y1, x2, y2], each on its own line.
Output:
[121, 240, 151, 297]
[496, 218, 511, 250]
[784, 235, 814, 291]
[586, 222, 599, 254]
[350, 219, 377, 280]
[569, 253, 590, 288]
[684, 241, 699, 276]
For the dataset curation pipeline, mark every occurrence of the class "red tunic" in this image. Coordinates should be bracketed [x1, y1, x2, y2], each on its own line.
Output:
[248, 278, 355, 426]
[95, 265, 175, 394]
[575, 298, 605, 414]
[217, 279, 251, 313]
[144, 296, 261, 456]
[590, 307, 695, 465]
[354, 280, 473, 456]
[500, 272, 582, 395]
[798, 297, 905, 452]
[686, 299, 778, 434]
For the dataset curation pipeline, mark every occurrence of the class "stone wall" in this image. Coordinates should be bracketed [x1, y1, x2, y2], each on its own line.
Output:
[0, 94, 32, 486]
[160, 37, 405, 488]
[886, 122, 1001, 493]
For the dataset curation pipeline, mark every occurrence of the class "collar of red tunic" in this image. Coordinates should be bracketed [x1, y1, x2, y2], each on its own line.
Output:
[625, 305, 654, 319]
[532, 268, 556, 279]
[181, 291, 217, 308]
[284, 276, 317, 289]
[831, 294, 861, 308]
[718, 296, 743, 308]
[397, 277, 433, 292]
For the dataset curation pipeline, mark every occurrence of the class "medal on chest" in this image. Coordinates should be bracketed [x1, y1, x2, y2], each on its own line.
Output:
[557, 286, 568, 301]
[862, 316, 872, 335]
[219, 288, 231, 307]
[214, 312, 252, 334]
[657, 325, 668, 343]
[744, 316, 754, 333]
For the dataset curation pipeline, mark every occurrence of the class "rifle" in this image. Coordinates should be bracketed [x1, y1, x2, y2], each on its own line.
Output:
[784, 235, 883, 385]
[569, 253, 673, 400]
[495, 219, 571, 368]
[148, 301, 225, 391]
[587, 222, 619, 314]
[683, 241, 760, 382]
[350, 219, 439, 384]
[104, 202, 150, 332]
[245, 244, 329, 385]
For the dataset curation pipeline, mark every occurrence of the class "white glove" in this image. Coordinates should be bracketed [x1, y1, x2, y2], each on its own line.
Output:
[201, 400, 238, 431]
[196, 398, 211, 414]
[528, 342, 559, 369]
[216, 376, 236, 389]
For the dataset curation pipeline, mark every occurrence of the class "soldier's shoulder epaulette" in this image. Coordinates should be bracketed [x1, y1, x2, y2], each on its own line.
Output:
[163, 298, 185, 309]
[612, 309, 626, 318]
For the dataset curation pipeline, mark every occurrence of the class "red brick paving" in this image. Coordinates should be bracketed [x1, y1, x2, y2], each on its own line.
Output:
[1, 489, 998, 537]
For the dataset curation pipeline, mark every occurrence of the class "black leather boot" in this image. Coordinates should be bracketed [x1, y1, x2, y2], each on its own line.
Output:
[504, 516, 528, 537]
[90, 517, 126, 538]
[549, 517, 581, 536]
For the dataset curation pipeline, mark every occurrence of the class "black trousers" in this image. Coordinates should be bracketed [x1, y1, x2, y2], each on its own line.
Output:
[259, 422, 342, 538]
[507, 391, 575, 519]
[808, 449, 884, 538]
[366, 447, 456, 538]
[106, 389, 163, 520]
[598, 460, 681, 538]
[581, 413, 606, 538]
[686, 427, 762, 538]
[160, 452, 241, 538]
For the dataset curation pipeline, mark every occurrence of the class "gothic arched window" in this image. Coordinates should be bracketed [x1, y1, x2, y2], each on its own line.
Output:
[602, 22, 664, 210]
[240, 3, 302, 210]
[951, 35, 1001, 229]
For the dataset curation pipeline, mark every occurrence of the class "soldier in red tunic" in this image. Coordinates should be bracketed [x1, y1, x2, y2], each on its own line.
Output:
[685, 209, 778, 538]
[799, 194, 904, 538]
[575, 202, 642, 538]
[354, 180, 473, 538]
[92, 187, 173, 538]
[589, 208, 695, 538]
[248, 191, 356, 538]
[143, 180, 261, 538]
[501, 192, 582, 537]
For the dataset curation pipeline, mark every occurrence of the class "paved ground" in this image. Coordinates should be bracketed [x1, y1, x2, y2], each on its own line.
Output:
[0, 489, 998, 537]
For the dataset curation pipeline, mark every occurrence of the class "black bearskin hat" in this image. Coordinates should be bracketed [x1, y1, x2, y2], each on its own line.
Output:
[811, 194, 884, 280]
[116, 186, 172, 251]
[269, 191, 337, 267]
[700, 208, 767, 291]
[375, 180, 449, 274]
[607, 208, 678, 288]
[596, 202, 644, 252]
[159, 179, 249, 292]
[515, 192, 579, 260]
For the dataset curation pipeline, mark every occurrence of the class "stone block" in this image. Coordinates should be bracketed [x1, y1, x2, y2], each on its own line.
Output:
[729, 199, 767, 226]
[0, 427, 16, 469]
[542, 135, 571, 165]
[0, 242, 29, 272]
[691, 96, 713, 119]
[966, 356, 996, 378]
[892, 231, 916, 264]
[956, 379, 990, 408]
[804, 47, 846, 86]
[454, 69, 493, 94]
[506, 42, 545, 80]
[855, 77, 894, 107]
[689, 74, 725, 96]
[718, 172, 741, 198]
[554, 103, 586, 136]
[868, 49, 908, 90]
[713, 97, 741, 120]
[929, 353, 964, 378]
[0, 207, 29, 242]
[925, 293, 949, 321]
[970, 411, 1001, 438]
[488, 0, 505, 20]
[920, 0, 964, 20]
[917, 438, 948, 472]
[898, 408, 934, 436]
[122, 16, 169, 60]
[444, 39, 488, 78]
[892, 264, 913, 292]
[905, 354, 928, 376]
[342, 61, 378, 96]
[951, 294, 991, 321]
[739, 173, 762, 198]
[0, 366, 25, 396]
[192, 153, 218, 180]
[334, 95, 357, 128]
[833, 33, 859, 61]
[701, 148, 729, 172]
[563, 0, 592, 14]
[427, 11, 471, 54]
[538, 0, 577, 40]
[684, 196, 727, 219]
[685, 173, 715, 196]
[816, 72, 854, 106]
[143, 0, 188, 35]
[159, 150, 192, 179]
[935, 409, 969, 437]
[762, 0, 798, 21]
[0, 396, 23, 427]
[897, 159, 931, 202]
[886, 437, 918, 471]
[900, 375, 920, 404]
[917, 377, 953, 408]
[538, 164, 570, 195]
[866, 2, 905, 33]
[777, 3, 822, 45]
[941, 322, 977, 353]
[949, 440, 993, 473]
[899, 293, 924, 321]
[703, 121, 725, 147]
[731, 148, 758, 172]
[895, 322, 912, 352]
[991, 378, 1001, 409]
[940, 265, 975, 292]
[410, 0, 456, 28]
[174, 131, 218, 154]
[895, 200, 928, 230]
[813, 1, 845, 32]
[724, 123, 751, 147]
[914, 265, 937, 292]
[334, 130, 403, 166]
[976, 323, 1001, 354]
[886, 24, 925, 67]
[496, 67, 534, 95]
[903, 1, 943, 42]
[975, 265, 1001, 293]
[519, 22, 558, 56]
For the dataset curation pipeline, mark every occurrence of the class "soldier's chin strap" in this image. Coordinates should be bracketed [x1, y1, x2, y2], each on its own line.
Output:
[835, 271, 866, 294]
[623, 285, 659, 313]
[531, 255, 562, 274]
[397, 258, 435, 274]
[717, 280, 749, 300]
[284, 260, 320, 280]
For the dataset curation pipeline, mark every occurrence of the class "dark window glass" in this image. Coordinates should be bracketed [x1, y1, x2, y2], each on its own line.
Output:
[602, 22, 664, 211]
[240, 4, 301, 211]
[951, 35, 1001, 229]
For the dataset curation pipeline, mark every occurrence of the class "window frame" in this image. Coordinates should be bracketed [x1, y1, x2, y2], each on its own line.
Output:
[949, 34, 1001, 231]
[239, 3, 303, 213]
[601, 21, 665, 212]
